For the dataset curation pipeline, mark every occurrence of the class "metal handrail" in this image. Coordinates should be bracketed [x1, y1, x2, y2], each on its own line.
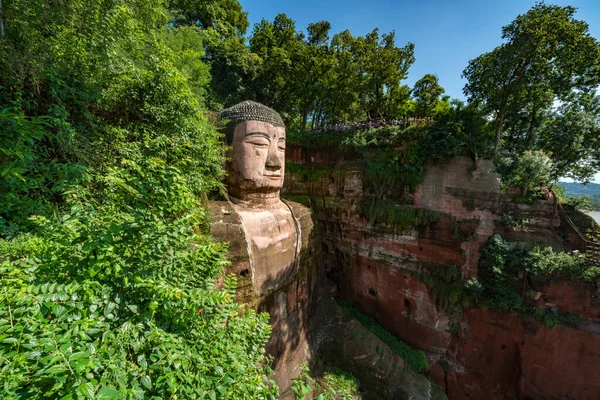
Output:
[555, 201, 596, 253]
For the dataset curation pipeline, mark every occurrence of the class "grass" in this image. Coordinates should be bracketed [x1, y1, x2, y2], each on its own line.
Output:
[337, 299, 429, 374]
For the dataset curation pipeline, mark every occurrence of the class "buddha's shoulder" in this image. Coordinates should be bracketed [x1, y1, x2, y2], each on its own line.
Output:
[207, 201, 246, 245]
[283, 199, 312, 220]
[207, 201, 241, 226]
[282, 200, 316, 246]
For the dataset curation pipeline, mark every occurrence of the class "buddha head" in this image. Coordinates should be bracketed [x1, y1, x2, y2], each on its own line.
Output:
[219, 101, 286, 203]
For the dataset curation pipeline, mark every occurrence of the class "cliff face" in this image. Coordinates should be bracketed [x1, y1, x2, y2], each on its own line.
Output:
[284, 146, 600, 400]
[209, 199, 445, 399]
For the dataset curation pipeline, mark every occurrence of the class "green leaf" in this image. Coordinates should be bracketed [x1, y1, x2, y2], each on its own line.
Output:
[78, 382, 95, 399]
[141, 375, 152, 390]
[97, 387, 121, 399]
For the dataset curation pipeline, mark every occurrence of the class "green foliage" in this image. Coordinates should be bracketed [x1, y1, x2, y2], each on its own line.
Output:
[0, 110, 69, 236]
[291, 364, 314, 399]
[478, 235, 598, 326]
[291, 364, 360, 400]
[167, 0, 255, 108]
[159, 26, 212, 104]
[340, 126, 408, 148]
[559, 183, 600, 212]
[412, 74, 445, 117]
[248, 15, 415, 128]
[524, 246, 599, 283]
[500, 150, 552, 203]
[0, 1, 277, 398]
[337, 300, 429, 374]
[420, 275, 480, 318]
[462, 2, 600, 169]
[0, 0, 225, 237]
[361, 147, 423, 199]
[315, 366, 361, 400]
[359, 199, 443, 229]
[537, 95, 600, 182]
[0, 160, 278, 399]
[478, 236, 526, 311]
[520, 306, 585, 329]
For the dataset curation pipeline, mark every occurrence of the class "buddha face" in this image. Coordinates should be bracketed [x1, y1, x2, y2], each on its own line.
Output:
[227, 120, 286, 199]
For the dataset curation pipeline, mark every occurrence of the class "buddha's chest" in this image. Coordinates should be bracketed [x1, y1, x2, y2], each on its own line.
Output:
[236, 205, 298, 293]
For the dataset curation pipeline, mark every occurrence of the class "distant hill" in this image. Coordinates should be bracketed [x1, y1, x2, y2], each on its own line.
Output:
[559, 182, 600, 211]
[558, 182, 600, 196]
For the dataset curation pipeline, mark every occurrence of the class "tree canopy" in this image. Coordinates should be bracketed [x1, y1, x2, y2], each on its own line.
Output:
[0, 0, 277, 398]
[462, 2, 600, 182]
[413, 74, 445, 118]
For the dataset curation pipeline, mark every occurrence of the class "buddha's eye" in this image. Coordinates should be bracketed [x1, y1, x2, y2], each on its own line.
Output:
[250, 141, 269, 148]
[278, 144, 286, 151]
[247, 138, 269, 148]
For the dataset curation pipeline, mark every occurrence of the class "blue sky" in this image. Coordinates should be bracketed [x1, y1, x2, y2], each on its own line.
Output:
[239, 0, 600, 183]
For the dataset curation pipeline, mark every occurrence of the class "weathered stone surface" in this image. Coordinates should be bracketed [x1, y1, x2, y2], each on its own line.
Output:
[284, 151, 600, 400]
[210, 199, 323, 398]
[324, 304, 447, 400]
[439, 309, 600, 400]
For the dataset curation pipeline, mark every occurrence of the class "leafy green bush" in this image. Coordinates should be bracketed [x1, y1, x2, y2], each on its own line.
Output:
[500, 150, 553, 203]
[291, 364, 360, 400]
[359, 198, 443, 228]
[291, 364, 315, 399]
[337, 300, 429, 374]
[0, 1, 277, 398]
[0, 160, 278, 399]
[564, 196, 592, 211]
[316, 366, 361, 400]
[0, 0, 225, 237]
[421, 275, 480, 318]
[477, 235, 597, 327]
[524, 246, 599, 283]
[478, 236, 526, 311]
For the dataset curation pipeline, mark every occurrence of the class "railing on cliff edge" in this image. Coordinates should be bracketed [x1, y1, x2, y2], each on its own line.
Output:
[551, 191, 600, 266]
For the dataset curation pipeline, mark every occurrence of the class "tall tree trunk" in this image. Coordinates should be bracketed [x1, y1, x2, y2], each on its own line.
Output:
[375, 80, 381, 118]
[494, 101, 508, 158]
[525, 105, 538, 150]
[331, 99, 336, 125]
[302, 100, 310, 131]
[494, 113, 505, 158]
[0, 0, 4, 37]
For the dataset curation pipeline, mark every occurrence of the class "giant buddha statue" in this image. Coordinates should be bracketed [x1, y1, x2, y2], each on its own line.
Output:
[208, 101, 322, 397]
[218, 101, 299, 295]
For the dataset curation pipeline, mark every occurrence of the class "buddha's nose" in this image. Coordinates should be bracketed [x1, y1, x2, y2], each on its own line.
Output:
[265, 148, 282, 170]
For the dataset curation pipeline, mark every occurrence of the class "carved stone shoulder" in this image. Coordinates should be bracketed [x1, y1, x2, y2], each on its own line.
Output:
[283, 200, 319, 260]
[207, 201, 251, 278]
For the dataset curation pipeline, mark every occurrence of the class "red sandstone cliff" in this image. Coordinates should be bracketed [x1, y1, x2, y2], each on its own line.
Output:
[284, 148, 600, 400]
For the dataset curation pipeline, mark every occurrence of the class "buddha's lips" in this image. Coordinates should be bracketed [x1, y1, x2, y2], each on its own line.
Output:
[265, 174, 282, 179]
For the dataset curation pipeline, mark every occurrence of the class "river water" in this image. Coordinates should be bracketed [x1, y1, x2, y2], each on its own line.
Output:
[587, 211, 600, 224]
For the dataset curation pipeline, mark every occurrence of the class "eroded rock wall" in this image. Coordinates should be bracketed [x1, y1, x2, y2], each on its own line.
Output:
[284, 148, 600, 400]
